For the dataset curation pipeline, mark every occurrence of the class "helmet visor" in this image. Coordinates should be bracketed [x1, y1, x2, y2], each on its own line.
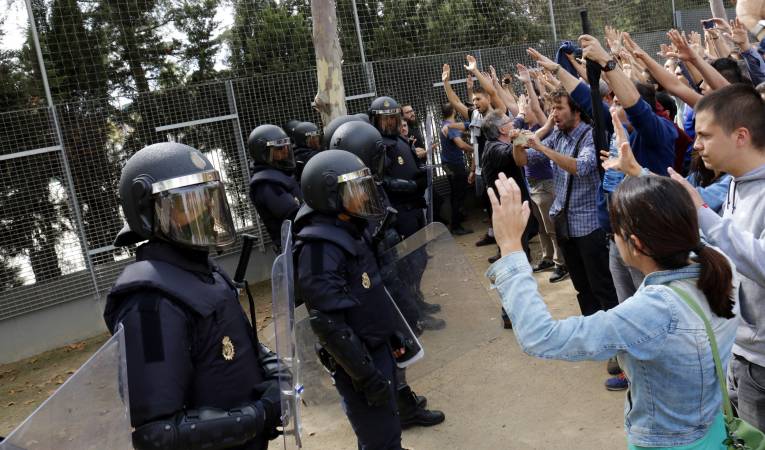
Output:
[154, 180, 237, 249]
[339, 168, 385, 219]
[375, 113, 402, 136]
[267, 138, 296, 170]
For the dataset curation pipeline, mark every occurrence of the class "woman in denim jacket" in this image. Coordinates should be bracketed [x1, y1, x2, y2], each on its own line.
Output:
[486, 174, 739, 449]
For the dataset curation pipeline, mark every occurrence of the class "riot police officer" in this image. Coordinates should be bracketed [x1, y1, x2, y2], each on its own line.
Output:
[291, 121, 321, 184]
[294, 149, 405, 449]
[330, 122, 446, 430]
[247, 124, 302, 248]
[369, 96, 439, 323]
[103, 142, 283, 450]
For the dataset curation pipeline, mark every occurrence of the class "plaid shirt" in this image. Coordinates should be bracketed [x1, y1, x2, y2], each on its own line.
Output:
[528, 122, 600, 238]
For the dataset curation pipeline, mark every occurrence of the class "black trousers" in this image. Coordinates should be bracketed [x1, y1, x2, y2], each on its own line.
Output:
[443, 162, 467, 227]
[560, 228, 618, 316]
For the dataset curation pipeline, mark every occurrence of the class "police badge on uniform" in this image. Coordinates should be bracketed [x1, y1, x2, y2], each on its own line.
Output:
[397, 156, 404, 165]
[361, 272, 371, 289]
[222, 336, 235, 361]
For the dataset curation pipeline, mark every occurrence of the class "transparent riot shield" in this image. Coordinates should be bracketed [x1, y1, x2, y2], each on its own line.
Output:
[0, 326, 131, 450]
[271, 220, 303, 449]
[283, 221, 501, 448]
[379, 221, 501, 382]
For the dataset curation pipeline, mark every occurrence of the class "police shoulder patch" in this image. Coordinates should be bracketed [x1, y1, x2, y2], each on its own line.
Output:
[397, 155, 404, 165]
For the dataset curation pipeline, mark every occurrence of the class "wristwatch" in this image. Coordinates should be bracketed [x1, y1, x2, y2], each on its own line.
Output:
[754, 19, 765, 42]
[602, 59, 617, 72]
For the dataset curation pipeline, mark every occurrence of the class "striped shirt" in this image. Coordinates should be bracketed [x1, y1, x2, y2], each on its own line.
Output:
[528, 122, 600, 238]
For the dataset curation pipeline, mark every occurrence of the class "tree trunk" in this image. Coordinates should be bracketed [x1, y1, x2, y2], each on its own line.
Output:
[709, 0, 728, 20]
[311, 0, 347, 129]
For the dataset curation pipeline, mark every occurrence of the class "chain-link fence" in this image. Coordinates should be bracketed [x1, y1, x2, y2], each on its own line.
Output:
[0, 0, 721, 320]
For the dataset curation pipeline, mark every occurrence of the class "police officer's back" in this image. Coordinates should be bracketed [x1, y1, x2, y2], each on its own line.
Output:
[104, 143, 282, 450]
[247, 124, 302, 248]
[294, 150, 404, 449]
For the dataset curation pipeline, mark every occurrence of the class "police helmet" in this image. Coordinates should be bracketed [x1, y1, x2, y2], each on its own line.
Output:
[368, 96, 402, 137]
[293, 121, 321, 149]
[114, 142, 237, 250]
[284, 119, 301, 139]
[300, 149, 385, 220]
[321, 114, 365, 150]
[329, 121, 384, 178]
[248, 124, 296, 171]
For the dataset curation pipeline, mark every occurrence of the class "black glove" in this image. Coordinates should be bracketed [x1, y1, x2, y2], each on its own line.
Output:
[354, 371, 392, 407]
[254, 380, 283, 440]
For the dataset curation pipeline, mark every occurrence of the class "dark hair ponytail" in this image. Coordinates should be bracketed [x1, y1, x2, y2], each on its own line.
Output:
[610, 176, 734, 319]
[695, 245, 735, 318]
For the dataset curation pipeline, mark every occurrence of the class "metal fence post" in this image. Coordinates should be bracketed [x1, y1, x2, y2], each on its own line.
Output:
[548, 0, 558, 44]
[351, 0, 375, 93]
[24, 0, 100, 299]
[225, 79, 265, 252]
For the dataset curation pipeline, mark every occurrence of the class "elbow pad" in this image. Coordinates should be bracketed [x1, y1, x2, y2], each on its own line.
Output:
[308, 309, 378, 383]
[131, 404, 266, 450]
[383, 177, 418, 194]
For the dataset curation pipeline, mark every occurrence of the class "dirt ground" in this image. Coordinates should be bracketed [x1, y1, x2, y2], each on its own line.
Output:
[0, 212, 626, 449]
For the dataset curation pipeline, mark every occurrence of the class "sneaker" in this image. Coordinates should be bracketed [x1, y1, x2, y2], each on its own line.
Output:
[451, 225, 474, 236]
[488, 251, 501, 264]
[605, 372, 629, 391]
[607, 357, 621, 375]
[549, 265, 569, 283]
[532, 260, 555, 273]
[502, 316, 512, 329]
[475, 234, 496, 247]
[418, 314, 446, 331]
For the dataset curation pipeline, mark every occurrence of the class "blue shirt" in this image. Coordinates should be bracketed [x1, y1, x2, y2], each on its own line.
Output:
[439, 120, 466, 165]
[531, 122, 600, 238]
[487, 252, 739, 448]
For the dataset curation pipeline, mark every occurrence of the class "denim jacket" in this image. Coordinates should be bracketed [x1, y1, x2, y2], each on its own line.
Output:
[487, 252, 739, 447]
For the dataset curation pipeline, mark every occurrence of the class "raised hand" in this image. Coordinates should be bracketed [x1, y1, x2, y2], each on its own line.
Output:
[442, 63, 451, 83]
[726, 17, 751, 51]
[466, 73, 474, 89]
[667, 29, 697, 61]
[579, 34, 611, 66]
[489, 65, 499, 82]
[487, 173, 530, 256]
[464, 54, 478, 73]
[515, 63, 531, 84]
[605, 25, 622, 52]
[600, 108, 642, 177]
[622, 32, 649, 62]
[526, 47, 559, 73]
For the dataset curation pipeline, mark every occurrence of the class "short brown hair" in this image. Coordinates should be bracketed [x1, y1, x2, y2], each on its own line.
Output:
[550, 89, 582, 115]
[696, 84, 765, 150]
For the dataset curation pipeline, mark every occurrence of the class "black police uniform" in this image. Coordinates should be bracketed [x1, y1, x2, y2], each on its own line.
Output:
[296, 213, 403, 450]
[248, 164, 302, 247]
[104, 241, 275, 450]
[293, 146, 319, 184]
[380, 135, 427, 238]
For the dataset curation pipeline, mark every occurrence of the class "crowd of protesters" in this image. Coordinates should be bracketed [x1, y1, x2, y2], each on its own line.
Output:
[434, 6, 765, 448]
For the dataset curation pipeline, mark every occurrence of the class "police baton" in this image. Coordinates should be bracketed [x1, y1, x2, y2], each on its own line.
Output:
[234, 233, 260, 346]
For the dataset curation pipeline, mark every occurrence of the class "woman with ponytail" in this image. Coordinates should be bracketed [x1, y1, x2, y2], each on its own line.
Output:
[486, 173, 739, 449]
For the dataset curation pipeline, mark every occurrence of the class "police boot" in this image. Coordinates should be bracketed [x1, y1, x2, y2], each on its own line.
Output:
[415, 290, 441, 314]
[397, 386, 445, 429]
[418, 314, 445, 331]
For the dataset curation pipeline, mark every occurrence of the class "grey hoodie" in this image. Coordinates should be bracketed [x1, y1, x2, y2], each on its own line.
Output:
[699, 163, 765, 366]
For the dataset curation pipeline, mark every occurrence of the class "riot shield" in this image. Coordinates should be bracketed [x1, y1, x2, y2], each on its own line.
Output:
[379, 221, 501, 382]
[0, 326, 131, 450]
[281, 221, 501, 447]
[423, 111, 435, 224]
[271, 220, 303, 449]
